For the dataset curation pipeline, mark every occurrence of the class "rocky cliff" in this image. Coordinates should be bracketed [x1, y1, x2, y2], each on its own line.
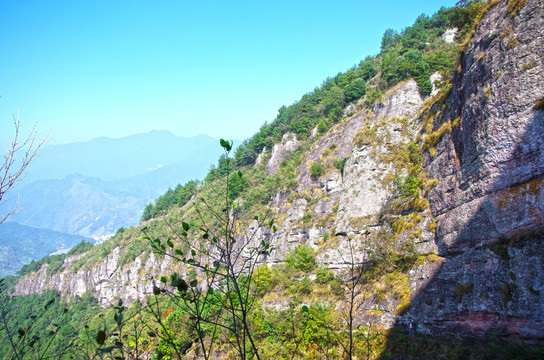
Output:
[12, 0, 544, 344]
[406, 0, 544, 343]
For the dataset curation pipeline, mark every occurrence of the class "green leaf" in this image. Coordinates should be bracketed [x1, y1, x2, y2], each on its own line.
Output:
[45, 298, 55, 309]
[220, 139, 232, 151]
[99, 345, 121, 353]
[175, 279, 188, 292]
[160, 276, 167, 283]
[175, 249, 183, 256]
[302, 305, 309, 312]
[167, 239, 174, 248]
[237, 170, 243, 178]
[96, 330, 106, 345]
[115, 313, 123, 325]
[191, 249, 196, 257]
[182, 222, 190, 231]
[147, 331, 156, 337]
[181, 341, 193, 355]
[153, 286, 161, 295]
[190, 279, 198, 288]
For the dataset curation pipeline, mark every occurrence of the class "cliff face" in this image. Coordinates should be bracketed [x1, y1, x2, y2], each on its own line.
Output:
[406, 0, 544, 342]
[13, 0, 544, 344]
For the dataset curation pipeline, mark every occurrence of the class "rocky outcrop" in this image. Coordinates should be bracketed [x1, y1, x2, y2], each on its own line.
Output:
[266, 133, 300, 175]
[14, 247, 188, 305]
[405, 0, 544, 342]
[336, 80, 424, 234]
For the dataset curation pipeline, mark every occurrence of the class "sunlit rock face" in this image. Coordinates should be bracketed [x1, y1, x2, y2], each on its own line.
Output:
[266, 132, 300, 175]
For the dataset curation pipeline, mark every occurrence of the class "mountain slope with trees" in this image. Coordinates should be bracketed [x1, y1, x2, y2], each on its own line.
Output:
[2, 1, 544, 359]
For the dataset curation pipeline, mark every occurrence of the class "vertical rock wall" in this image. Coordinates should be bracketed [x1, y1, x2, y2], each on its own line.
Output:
[407, 0, 544, 342]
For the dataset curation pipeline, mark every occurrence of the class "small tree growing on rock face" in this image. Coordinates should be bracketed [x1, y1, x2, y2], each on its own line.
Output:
[309, 161, 324, 179]
[330, 230, 379, 360]
[286, 244, 316, 272]
[145, 139, 276, 360]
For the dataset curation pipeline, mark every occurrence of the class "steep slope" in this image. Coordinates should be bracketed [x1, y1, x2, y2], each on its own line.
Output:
[9, 0, 544, 349]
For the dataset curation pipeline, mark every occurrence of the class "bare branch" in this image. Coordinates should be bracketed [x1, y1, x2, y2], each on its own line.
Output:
[0, 111, 49, 224]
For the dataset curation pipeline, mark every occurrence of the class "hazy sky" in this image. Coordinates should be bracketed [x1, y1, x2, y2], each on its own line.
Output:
[0, 0, 456, 148]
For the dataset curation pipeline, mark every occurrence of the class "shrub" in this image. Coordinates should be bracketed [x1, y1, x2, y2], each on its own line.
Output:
[335, 157, 348, 175]
[286, 245, 316, 272]
[317, 119, 329, 134]
[309, 162, 323, 179]
[253, 265, 274, 296]
[315, 268, 335, 284]
[533, 98, 544, 111]
[506, 0, 527, 18]
[289, 277, 313, 295]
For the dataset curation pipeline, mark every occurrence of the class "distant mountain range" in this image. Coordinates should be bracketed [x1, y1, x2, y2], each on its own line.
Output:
[3, 130, 234, 239]
[0, 222, 92, 278]
[21, 130, 222, 184]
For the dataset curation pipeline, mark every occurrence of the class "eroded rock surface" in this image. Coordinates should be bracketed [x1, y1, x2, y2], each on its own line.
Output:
[407, 0, 544, 341]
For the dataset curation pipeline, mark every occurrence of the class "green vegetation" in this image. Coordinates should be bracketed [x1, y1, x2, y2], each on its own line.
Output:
[18, 240, 94, 277]
[309, 161, 324, 179]
[229, 3, 462, 168]
[506, 0, 528, 18]
[533, 97, 544, 111]
[286, 245, 316, 272]
[141, 180, 199, 222]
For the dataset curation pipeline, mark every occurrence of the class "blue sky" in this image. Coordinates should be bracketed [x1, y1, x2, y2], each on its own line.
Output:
[0, 0, 457, 148]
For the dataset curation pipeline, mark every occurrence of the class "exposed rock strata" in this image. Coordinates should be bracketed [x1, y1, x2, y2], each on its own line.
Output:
[406, 0, 544, 342]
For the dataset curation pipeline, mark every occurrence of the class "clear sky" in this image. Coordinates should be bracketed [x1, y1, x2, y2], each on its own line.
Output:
[0, 0, 457, 148]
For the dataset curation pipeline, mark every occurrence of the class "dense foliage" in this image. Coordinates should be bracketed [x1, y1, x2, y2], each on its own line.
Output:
[141, 180, 199, 222]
